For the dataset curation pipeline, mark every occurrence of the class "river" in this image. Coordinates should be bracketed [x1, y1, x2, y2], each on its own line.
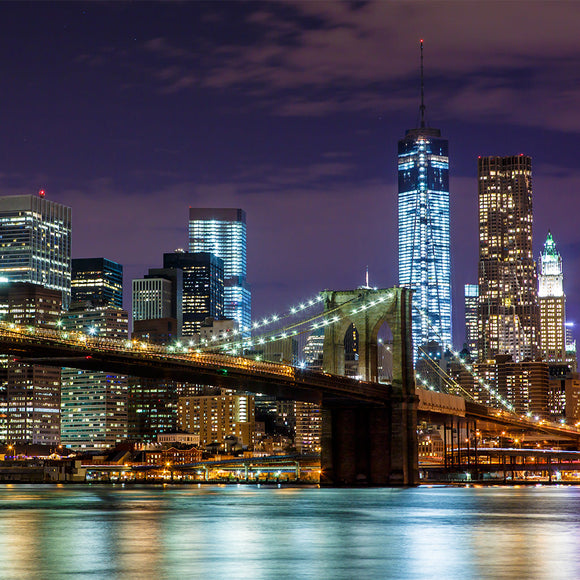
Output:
[0, 484, 578, 579]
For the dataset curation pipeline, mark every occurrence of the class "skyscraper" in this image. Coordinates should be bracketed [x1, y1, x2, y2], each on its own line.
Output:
[398, 42, 451, 358]
[464, 284, 479, 360]
[163, 251, 224, 337]
[538, 231, 567, 363]
[0, 193, 71, 308]
[71, 258, 123, 308]
[477, 155, 540, 362]
[189, 208, 251, 331]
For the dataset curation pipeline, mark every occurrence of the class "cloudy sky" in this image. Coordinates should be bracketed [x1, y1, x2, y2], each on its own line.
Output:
[1, 1, 579, 344]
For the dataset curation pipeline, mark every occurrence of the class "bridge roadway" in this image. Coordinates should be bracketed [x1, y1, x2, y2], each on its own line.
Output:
[417, 388, 580, 442]
[0, 323, 392, 407]
[2, 322, 578, 443]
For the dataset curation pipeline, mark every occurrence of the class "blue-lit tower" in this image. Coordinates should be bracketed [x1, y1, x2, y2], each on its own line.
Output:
[398, 41, 451, 360]
[188, 208, 251, 331]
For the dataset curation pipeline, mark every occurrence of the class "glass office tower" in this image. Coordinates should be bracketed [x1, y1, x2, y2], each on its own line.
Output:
[163, 251, 224, 337]
[72, 257, 123, 308]
[188, 208, 251, 331]
[0, 193, 71, 308]
[398, 127, 451, 359]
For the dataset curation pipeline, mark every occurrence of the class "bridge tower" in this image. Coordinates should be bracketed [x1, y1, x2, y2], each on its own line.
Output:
[320, 287, 418, 485]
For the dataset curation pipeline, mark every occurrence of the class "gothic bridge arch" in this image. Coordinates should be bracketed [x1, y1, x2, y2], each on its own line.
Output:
[319, 287, 417, 485]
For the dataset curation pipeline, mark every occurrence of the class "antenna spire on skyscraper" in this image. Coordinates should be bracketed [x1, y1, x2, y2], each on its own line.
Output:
[420, 39, 425, 128]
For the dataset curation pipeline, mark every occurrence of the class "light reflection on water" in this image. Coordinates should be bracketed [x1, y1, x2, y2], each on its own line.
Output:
[0, 484, 578, 579]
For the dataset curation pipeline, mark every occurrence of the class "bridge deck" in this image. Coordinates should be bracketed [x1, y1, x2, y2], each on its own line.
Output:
[0, 323, 393, 406]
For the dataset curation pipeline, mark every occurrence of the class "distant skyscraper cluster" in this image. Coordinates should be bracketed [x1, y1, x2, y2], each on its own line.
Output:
[397, 43, 578, 422]
[0, 192, 261, 451]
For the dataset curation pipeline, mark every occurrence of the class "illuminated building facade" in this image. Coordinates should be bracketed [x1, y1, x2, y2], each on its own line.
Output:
[464, 284, 479, 360]
[189, 208, 251, 331]
[0, 193, 71, 308]
[538, 232, 567, 363]
[0, 282, 62, 445]
[72, 257, 123, 308]
[177, 389, 255, 448]
[459, 357, 549, 418]
[477, 155, 540, 362]
[294, 402, 322, 453]
[132, 277, 173, 322]
[163, 252, 224, 337]
[60, 306, 129, 450]
[398, 129, 451, 359]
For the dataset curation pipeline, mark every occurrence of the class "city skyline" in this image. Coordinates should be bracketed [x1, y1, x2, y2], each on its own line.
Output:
[0, 2, 579, 346]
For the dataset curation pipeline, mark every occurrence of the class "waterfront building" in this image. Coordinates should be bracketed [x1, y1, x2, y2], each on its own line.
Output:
[177, 389, 255, 448]
[0, 282, 62, 445]
[189, 208, 251, 331]
[398, 43, 451, 360]
[60, 306, 129, 450]
[294, 402, 322, 454]
[538, 232, 568, 364]
[477, 155, 540, 362]
[0, 192, 71, 308]
[464, 284, 479, 360]
[162, 252, 224, 337]
[71, 258, 123, 309]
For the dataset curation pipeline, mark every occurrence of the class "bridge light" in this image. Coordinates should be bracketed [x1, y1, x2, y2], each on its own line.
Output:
[290, 307, 297, 314]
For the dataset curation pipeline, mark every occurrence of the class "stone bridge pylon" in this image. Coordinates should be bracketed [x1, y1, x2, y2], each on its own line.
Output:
[320, 287, 418, 485]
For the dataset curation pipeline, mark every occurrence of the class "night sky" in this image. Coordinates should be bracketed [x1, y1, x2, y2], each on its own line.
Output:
[1, 1, 579, 346]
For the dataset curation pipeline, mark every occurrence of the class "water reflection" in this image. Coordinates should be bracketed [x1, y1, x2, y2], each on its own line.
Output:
[0, 484, 578, 579]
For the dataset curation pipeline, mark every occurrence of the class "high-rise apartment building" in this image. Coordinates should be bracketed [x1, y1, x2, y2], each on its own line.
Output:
[477, 155, 540, 362]
[398, 43, 451, 359]
[0, 193, 71, 308]
[538, 232, 567, 363]
[464, 284, 479, 360]
[177, 389, 255, 448]
[189, 208, 251, 331]
[72, 258, 123, 308]
[61, 306, 129, 450]
[0, 282, 62, 445]
[459, 357, 549, 418]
